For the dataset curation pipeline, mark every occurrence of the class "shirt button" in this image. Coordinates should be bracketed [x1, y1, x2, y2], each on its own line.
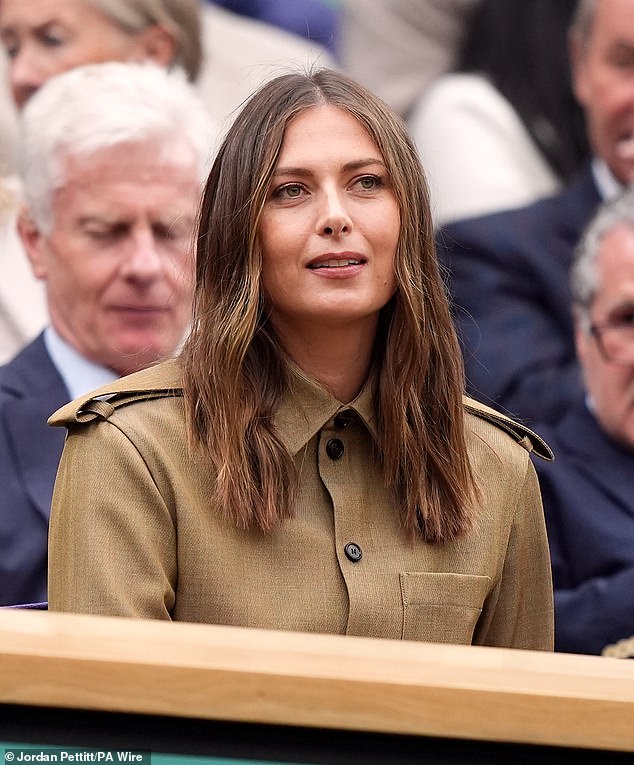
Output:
[344, 542, 363, 562]
[334, 410, 354, 429]
[326, 438, 344, 460]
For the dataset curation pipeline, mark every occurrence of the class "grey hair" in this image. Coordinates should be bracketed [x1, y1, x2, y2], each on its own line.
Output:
[18, 61, 215, 233]
[571, 186, 634, 326]
[87, 0, 202, 81]
[570, 0, 596, 45]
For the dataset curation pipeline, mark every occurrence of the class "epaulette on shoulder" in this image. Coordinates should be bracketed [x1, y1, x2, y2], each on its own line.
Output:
[463, 396, 553, 461]
[48, 360, 182, 427]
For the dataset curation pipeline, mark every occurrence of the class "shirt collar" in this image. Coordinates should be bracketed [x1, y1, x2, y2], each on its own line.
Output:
[273, 362, 379, 456]
[591, 157, 624, 201]
[44, 325, 119, 400]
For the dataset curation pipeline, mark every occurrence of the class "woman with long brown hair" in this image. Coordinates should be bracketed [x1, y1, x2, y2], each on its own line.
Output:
[48, 69, 553, 649]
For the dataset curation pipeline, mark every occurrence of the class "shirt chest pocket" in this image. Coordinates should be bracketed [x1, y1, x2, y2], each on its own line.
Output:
[399, 572, 492, 645]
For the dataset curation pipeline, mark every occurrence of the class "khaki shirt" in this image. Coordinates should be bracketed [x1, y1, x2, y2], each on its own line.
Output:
[48, 360, 553, 650]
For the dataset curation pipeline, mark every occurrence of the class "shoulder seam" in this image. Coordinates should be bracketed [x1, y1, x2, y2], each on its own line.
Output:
[49, 386, 182, 427]
[463, 400, 553, 461]
[78, 388, 182, 422]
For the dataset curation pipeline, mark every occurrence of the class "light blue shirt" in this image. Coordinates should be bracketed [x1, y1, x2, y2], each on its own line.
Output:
[591, 157, 623, 201]
[43, 326, 118, 401]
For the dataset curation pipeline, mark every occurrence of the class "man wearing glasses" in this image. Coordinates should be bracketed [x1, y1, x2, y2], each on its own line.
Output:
[533, 188, 634, 658]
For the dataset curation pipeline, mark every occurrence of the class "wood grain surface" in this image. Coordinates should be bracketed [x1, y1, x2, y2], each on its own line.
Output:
[0, 609, 633, 752]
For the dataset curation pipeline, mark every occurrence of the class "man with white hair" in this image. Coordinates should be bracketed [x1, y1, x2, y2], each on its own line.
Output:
[0, 61, 214, 606]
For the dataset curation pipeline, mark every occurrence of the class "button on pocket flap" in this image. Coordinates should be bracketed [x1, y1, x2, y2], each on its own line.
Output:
[400, 572, 491, 610]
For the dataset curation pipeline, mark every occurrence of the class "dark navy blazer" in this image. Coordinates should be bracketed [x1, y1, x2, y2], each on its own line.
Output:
[533, 403, 634, 656]
[437, 165, 601, 426]
[0, 334, 69, 606]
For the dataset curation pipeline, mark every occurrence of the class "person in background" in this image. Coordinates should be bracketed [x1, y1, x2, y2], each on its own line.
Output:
[0, 0, 333, 169]
[438, 0, 634, 428]
[534, 189, 634, 658]
[0, 0, 333, 364]
[48, 69, 553, 653]
[0, 175, 45, 364]
[410, 0, 589, 226]
[0, 0, 202, 111]
[0, 0, 204, 363]
[196, 2, 334, 129]
[207, 0, 339, 54]
[0, 61, 214, 607]
[339, 0, 478, 118]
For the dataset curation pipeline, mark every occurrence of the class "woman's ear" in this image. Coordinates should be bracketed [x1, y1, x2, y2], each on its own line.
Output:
[134, 24, 178, 69]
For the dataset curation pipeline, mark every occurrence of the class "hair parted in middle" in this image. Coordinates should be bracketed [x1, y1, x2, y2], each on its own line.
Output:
[181, 68, 479, 543]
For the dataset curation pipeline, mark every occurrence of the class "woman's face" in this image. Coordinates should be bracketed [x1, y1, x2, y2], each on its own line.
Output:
[258, 104, 400, 340]
[0, 0, 153, 108]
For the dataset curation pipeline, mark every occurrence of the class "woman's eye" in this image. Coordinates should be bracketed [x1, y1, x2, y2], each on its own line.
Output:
[1, 38, 18, 59]
[355, 175, 382, 191]
[42, 34, 64, 48]
[273, 183, 304, 200]
[38, 25, 68, 49]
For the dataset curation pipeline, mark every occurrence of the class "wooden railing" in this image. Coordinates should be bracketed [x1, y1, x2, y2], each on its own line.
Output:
[0, 609, 633, 756]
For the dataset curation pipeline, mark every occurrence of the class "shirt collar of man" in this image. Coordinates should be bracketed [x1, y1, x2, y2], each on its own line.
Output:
[44, 325, 118, 401]
[273, 361, 380, 456]
[591, 156, 624, 202]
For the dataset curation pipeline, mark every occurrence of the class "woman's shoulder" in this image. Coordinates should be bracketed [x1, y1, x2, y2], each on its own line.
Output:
[462, 395, 553, 463]
[48, 358, 183, 429]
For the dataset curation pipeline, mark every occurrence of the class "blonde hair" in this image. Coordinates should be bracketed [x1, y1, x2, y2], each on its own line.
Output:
[181, 69, 478, 543]
[88, 0, 202, 80]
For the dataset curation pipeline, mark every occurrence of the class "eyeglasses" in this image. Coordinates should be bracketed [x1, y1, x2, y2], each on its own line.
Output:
[590, 317, 634, 365]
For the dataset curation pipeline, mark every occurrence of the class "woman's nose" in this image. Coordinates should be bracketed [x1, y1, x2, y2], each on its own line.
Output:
[9, 47, 47, 108]
[317, 188, 352, 237]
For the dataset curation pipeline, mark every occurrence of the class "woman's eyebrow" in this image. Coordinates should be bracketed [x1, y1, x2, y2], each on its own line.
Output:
[272, 158, 386, 177]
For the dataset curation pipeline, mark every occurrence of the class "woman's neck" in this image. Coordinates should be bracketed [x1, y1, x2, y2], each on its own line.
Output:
[274, 317, 378, 403]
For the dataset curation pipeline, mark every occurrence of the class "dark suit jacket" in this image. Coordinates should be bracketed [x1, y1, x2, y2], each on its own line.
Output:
[533, 403, 634, 656]
[0, 334, 69, 605]
[437, 165, 601, 426]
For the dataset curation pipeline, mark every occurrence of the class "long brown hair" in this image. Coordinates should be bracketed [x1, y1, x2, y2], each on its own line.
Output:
[181, 69, 478, 542]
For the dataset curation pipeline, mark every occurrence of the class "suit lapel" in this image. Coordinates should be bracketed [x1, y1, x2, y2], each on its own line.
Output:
[2, 336, 70, 522]
[555, 404, 634, 517]
[557, 166, 601, 237]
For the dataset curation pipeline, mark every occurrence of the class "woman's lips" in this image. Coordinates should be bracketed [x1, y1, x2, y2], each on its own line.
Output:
[308, 258, 363, 269]
[307, 252, 366, 269]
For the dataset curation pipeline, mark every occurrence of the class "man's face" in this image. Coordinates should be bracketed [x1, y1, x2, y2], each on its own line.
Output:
[19, 141, 199, 376]
[572, 0, 634, 184]
[576, 222, 634, 449]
